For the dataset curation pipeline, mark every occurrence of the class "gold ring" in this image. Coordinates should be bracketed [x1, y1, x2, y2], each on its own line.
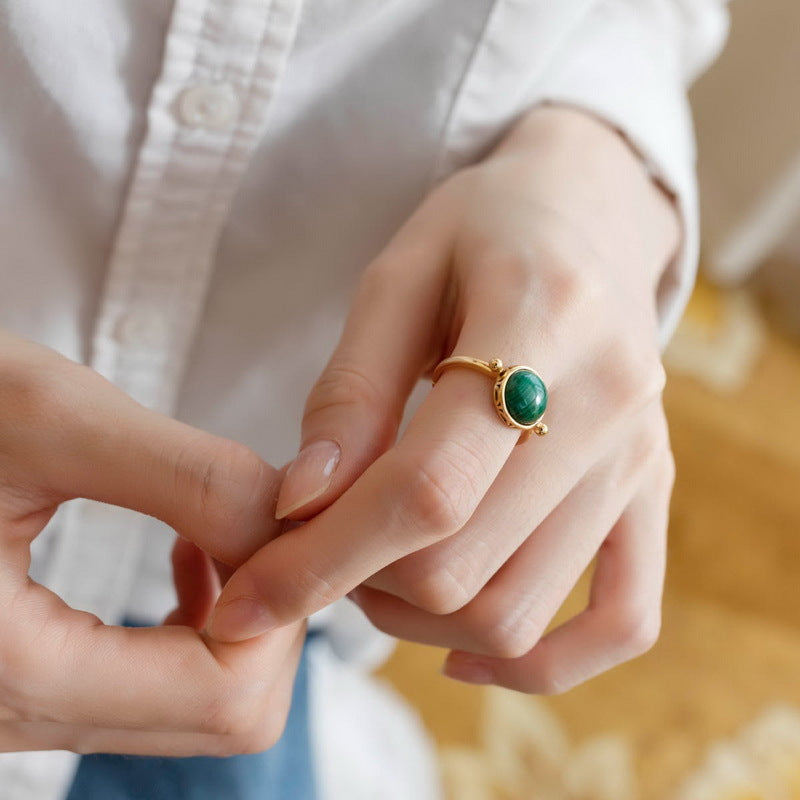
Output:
[432, 357, 548, 441]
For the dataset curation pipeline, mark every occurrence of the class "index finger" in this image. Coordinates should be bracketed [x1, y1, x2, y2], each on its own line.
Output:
[209, 334, 549, 641]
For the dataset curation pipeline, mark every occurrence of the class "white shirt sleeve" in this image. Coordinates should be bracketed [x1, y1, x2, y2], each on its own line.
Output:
[532, 0, 730, 348]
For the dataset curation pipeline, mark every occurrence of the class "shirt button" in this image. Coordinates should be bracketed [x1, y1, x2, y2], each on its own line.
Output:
[114, 312, 171, 350]
[177, 83, 239, 131]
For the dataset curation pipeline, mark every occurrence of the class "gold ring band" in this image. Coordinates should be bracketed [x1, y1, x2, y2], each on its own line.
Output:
[432, 356, 548, 440]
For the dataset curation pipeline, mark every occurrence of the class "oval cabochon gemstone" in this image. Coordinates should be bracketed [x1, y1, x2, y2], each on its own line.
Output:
[503, 369, 547, 425]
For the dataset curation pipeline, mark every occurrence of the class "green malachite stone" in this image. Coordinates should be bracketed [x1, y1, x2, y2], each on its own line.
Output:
[504, 369, 547, 425]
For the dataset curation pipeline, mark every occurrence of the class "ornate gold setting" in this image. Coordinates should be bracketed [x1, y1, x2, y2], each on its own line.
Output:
[432, 356, 548, 440]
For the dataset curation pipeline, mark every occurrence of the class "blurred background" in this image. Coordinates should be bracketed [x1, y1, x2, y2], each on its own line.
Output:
[376, 2, 800, 798]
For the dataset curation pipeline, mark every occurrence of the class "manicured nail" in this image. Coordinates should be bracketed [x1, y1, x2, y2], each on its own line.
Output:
[442, 654, 496, 685]
[276, 440, 341, 519]
[208, 597, 275, 642]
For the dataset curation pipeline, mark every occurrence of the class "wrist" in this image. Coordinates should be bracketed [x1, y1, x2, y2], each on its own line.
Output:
[489, 104, 681, 294]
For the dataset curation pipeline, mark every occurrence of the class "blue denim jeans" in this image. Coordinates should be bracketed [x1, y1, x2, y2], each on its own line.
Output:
[65, 628, 316, 800]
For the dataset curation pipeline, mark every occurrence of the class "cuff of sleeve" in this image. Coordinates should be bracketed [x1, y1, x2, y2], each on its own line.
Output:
[529, 3, 701, 349]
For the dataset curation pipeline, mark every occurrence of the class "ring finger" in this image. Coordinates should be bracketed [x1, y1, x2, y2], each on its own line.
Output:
[442, 451, 673, 693]
[354, 408, 668, 655]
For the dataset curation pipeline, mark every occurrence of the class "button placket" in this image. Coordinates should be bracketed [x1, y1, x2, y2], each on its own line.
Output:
[178, 82, 240, 130]
[44, 0, 305, 631]
[114, 310, 172, 350]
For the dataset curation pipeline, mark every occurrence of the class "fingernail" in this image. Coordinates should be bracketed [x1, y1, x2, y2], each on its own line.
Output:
[442, 655, 496, 685]
[276, 440, 341, 519]
[208, 597, 275, 642]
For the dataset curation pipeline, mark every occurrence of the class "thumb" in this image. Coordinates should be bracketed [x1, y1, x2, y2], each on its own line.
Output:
[0, 332, 283, 569]
[82, 403, 284, 568]
[275, 203, 455, 521]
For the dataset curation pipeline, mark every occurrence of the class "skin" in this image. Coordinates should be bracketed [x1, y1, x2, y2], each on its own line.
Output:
[0, 331, 304, 754]
[209, 105, 680, 695]
[0, 103, 678, 755]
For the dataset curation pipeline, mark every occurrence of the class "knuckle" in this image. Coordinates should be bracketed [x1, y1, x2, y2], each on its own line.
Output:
[398, 554, 475, 614]
[647, 407, 675, 484]
[631, 414, 670, 470]
[396, 460, 468, 537]
[507, 262, 607, 357]
[290, 562, 341, 609]
[610, 607, 661, 657]
[307, 362, 387, 420]
[544, 261, 606, 325]
[466, 593, 547, 659]
[470, 247, 571, 329]
[606, 335, 666, 411]
[479, 626, 533, 661]
[200, 441, 268, 518]
[660, 448, 677, 492]
[223, 558, 339, 624]
[532, 655, 572, 696]
[477, 248, 539, 300]
[393, 449, 481, 539]
[584, 336, 663, 421]
[537, 677, 570, 696]
[186, 440, 271, 557]
[649, 358, 668, 397]
[478, 612, 541, 660]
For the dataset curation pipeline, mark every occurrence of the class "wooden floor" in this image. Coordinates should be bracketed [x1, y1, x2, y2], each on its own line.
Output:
[378, 290, 800, 799]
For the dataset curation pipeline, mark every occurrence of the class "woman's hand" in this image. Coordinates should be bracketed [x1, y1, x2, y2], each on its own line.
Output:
[209, 105, 679, 694]
[0, 331, 303, 754]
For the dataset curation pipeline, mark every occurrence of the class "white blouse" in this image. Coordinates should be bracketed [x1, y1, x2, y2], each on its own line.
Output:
[0, 1, 727, 796]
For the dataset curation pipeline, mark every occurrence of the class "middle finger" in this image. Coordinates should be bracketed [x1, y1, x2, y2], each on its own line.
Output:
[356, 405, 667, 654]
